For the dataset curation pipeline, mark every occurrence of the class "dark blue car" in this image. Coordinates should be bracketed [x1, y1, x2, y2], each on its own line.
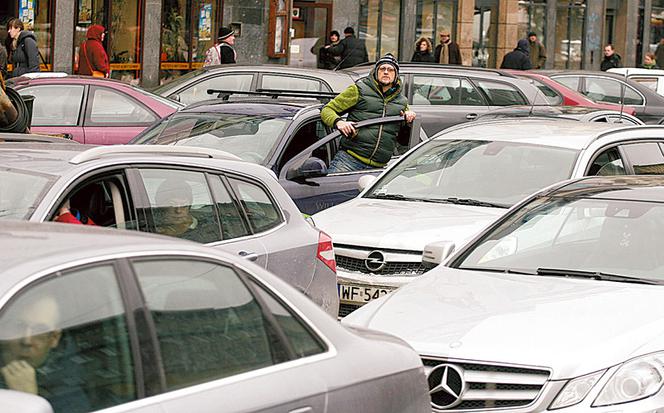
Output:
[130, 99, 425, 215]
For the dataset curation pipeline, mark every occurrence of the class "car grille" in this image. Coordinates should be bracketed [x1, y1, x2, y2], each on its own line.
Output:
[338, 302, 362, 318]
[336, 255, 429, 276]
[422, 358, 550, 411]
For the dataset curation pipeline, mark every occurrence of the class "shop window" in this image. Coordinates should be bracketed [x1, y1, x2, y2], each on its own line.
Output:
[554, 0, 585, 69]
[473, 0, 499, 68]
[359, 0, 402, 61]
[518, 1, 547, 45]
[415, 0, 457, 48]
[10, 0, 55, 71]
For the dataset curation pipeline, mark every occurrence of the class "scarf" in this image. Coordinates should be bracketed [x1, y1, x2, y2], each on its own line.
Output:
[439, 42, 449, 64]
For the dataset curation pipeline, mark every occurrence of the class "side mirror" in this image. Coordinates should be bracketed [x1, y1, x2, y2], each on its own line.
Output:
[422, 240, 456, 268]
[287, 157, 327, 180]
[357, 174, 377, 191]
[0, 389, 54, 413]
[169, 94, 181, 103]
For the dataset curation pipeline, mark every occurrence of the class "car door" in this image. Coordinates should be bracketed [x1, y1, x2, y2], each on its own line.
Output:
[126, 167, 268, 267]
[580, 77, 653, 122]
[173, 73, 254, 105]
[408, 74, 489, 135]
[17, 83, 86, 142]
[83, 86, 160, 145]
[130, 257, 328, 413]
[279, 116, 423, 215]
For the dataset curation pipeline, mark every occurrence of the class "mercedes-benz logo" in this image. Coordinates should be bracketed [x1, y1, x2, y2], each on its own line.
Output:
[428, 364, 465, 409]
[364, 250, 386, 272]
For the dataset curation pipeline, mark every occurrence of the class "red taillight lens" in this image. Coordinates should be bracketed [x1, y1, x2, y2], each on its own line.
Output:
[316, 231, 336, 273]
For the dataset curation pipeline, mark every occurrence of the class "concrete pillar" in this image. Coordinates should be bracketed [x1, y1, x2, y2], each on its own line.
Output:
[401, 0, 418, 60]
[584, 0, 604, 70]
[142, 0, 162, 88]
[615, 0, 639, 67]
[224, 0, 273, 64]
[495, 0, 519, 68]
[544, 0, 556, 69]
[457, 0, 475, 66]
[643, 0, 652, 59]
[53, 0, 75, 73]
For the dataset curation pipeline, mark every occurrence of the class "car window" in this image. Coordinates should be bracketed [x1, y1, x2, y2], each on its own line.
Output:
[88, 87, 157, 124]
[19, 85, 84, 126]
[629, 76, 659, 92]
[587, 147, 627, 176]
[278, 118, 330, 171]
[411, 76, 485, 106]
[132, 258, 290, 391]
[475, 80, 529, 106]
[260, 74, 324, 92]
[553, 76, 580, 91]
[621, 142, 664, 174]
[0, 169, 55, 220]
[583, 78, 644, 105]
[0, 263, 135, 413]
[227, 178, 283, 233]
[176, 74, 253, 105]
[138, 169, 223, 243]
[525, 78, 563, 105]
[208, 176, 251, 239]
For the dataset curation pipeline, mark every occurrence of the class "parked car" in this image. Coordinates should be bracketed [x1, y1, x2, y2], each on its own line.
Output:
[475, 105, 644, 125]
[343, 175, 664, 412]
[346, 63, 548, 135]
[8, 75, 183, 145]
[130, 99, 425, 215]
[505, 70, 637, 114]
[0, 143, 338, 316]
[152, 64, 356, 106]
[540, 70, 664, 124]
[311, 119, 664, 317]
[0, 220, 430, 413]
[609, 67, 664, 96]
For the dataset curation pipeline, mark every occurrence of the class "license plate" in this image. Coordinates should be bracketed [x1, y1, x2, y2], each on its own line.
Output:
[338, 283, 393, 304]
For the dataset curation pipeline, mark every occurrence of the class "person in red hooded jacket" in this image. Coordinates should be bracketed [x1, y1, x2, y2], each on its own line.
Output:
[77, 25, 109, 77]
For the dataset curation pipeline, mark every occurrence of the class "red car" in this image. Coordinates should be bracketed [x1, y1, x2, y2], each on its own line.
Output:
[503, 70, 637, 115]
[9, 75, 183, 144]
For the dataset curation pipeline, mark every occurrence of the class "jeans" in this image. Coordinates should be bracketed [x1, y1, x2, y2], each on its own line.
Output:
[328, 150, 374, 173]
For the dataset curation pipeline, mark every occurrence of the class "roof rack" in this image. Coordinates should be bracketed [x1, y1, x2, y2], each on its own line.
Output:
[207, 88, 338, 101]
[345, 61, 516, 77]
[69, 145, 242, 164]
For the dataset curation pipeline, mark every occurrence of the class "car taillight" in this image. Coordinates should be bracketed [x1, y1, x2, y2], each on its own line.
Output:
[316, 231, 336, 273]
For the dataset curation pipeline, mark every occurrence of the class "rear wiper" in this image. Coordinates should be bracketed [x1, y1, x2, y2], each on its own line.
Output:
[439, 197, 509, 209]
[536, 268, 662, 285]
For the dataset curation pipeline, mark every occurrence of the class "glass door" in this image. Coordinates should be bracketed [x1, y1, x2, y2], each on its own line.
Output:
[473, 0, 498, 67]
[554, 0, 585, 69]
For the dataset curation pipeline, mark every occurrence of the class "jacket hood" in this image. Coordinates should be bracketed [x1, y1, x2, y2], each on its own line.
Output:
[17, 30, 36, 44]
[515, 39, 530, 55]
[86, 25, 105, 41]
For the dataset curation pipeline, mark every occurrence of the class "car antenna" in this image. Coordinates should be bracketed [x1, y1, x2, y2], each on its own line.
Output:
[618, 80, 626, 123]
[528, 78, 545, 118]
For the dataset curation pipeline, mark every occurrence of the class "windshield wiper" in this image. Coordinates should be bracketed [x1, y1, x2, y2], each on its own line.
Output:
[369, 193, 408, 200]
[536, 268, 662, 285]
[438, 197, 509, 209]
[458, 266, 536, 275]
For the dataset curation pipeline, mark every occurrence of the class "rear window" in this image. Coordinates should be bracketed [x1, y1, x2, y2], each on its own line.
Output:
[0, 169, 56, 220]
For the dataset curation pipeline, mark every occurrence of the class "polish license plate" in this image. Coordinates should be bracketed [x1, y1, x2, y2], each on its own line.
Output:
[338, 283, 393, 304]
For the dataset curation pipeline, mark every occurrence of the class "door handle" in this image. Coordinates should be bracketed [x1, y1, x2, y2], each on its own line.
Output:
[288, 408, 313, 413]
[466, 113, 478, 120]
[238, 250, 258, 261]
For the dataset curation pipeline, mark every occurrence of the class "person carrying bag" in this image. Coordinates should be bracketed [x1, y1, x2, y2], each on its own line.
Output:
[78, 25, 109, 78]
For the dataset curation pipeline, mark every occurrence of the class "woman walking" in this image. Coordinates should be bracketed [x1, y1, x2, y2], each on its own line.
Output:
[77, 25, 109, 77]
[411, 37, 435, 62]
[7, 18, 40, 77]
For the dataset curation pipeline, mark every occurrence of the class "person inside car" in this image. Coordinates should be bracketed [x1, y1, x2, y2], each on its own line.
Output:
[53, 199, 96, 225]
[321, 53, 416, 173]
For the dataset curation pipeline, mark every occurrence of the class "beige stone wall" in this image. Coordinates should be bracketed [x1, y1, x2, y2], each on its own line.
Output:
[495, 0, 520, 68]
[457, 0, 475, 66]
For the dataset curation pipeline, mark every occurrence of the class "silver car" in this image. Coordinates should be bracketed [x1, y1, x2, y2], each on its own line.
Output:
[0, 143, 338, 316]
[343, 176, 664, 412]
[0, 220, 430, 413]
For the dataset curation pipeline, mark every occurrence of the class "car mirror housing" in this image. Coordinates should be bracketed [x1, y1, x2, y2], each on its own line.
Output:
[0, 389, 54, 413]
[169, 94, 181, 102]
[422, 240, 456, 268]
[358, 174, 377, 191]
[287, 157, 328, 180]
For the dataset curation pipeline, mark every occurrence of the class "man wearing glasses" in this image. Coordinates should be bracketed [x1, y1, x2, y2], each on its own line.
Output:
[321, 53, 416, 173]
[434, 30, 462, 65]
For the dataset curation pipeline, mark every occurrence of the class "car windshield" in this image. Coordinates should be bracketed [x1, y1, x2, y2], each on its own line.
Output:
[365, 139, 578, 207]
[151, 69, 206, 96]
[458, 196, 664, 281]
[131, 113, 290, 163]
[131, 85, 185, 109]
[0, 169, 55, 220]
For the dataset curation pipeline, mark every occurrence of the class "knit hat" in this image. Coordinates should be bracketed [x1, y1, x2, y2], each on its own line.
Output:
[374, 53, 399, 81]
[527, 31, 537, 37]
[217, 27, 234, 40]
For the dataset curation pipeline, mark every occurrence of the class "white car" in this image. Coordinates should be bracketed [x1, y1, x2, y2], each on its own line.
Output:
[609, 67, 664, 97]
[311, 119, 664, 317]
[342, 175, 664, 412]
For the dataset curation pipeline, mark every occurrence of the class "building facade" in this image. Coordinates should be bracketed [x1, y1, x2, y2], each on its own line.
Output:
[0, 0, 661, 88]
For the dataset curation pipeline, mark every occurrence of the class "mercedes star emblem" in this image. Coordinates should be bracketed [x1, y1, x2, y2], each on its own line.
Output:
[428, 364, 465, 409]
[364, 250, 386, 272]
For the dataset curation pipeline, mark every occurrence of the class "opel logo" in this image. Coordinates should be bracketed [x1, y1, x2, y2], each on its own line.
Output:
[364, 250, 386, 272]
[428, 364, 465, 409]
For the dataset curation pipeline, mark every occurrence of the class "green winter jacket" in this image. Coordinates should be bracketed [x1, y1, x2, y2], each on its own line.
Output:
[321, 73, 409, 166]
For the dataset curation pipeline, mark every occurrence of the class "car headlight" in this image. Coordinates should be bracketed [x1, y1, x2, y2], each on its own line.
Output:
[593, 353, 664, 407]
[549, 370, 605, 410]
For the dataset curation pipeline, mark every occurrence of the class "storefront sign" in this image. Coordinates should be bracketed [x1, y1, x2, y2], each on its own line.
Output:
[110, 63, 141, 71]
[19, 0, 35, 28]
[160, 62, 192, 70]
[199, 3, 212, 41]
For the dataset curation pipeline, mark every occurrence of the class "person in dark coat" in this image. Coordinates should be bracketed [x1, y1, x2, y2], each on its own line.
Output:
[600, 44, 621, 71]
[7, 18, 40, 77]
[312, 30, 341, 69]
[500, 39, 532, 70]
[325, 27, 369, 69]
[77, 24, 109, 77]
[203, 27, 236, 66]
[411, 37, 435, 62]
[433, 30, 462, 65]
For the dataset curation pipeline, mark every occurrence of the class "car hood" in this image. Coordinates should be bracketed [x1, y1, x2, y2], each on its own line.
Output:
[343, 267, 664, 379]
[312, 198, 506, 251]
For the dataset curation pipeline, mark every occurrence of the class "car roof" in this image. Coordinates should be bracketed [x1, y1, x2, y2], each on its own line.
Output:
[344, 62, 517, 78]
[434, 118, 624, 150]
[479, 105, 638, 118]
[547, 176, 664, 203]
[180, 99, 321, 117]
[10, 75, 138, 87]
[609, 68, 664, 76]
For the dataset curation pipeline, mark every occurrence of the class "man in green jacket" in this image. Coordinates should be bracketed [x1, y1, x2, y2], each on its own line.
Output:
[321, 53, 416, 173]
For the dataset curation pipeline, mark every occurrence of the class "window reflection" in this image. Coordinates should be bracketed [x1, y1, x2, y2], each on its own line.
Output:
[416, 0, 457, 46]
[359, 0, 401, 61]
